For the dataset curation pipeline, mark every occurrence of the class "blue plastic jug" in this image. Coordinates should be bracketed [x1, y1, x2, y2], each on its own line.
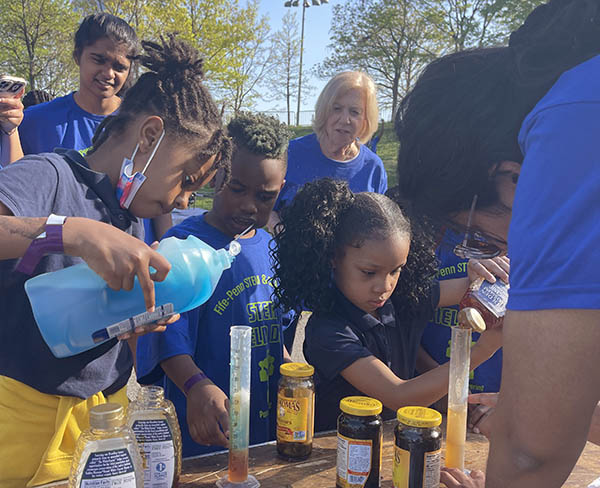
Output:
[25, 235, 241, 358]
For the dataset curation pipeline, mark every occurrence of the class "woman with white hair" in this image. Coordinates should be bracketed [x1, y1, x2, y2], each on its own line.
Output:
[268, 71, 387, 232]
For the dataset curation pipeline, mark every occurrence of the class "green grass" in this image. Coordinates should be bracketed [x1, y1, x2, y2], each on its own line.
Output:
[189, 124, 398, 211]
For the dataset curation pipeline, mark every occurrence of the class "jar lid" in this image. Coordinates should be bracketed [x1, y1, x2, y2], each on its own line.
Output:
[458, 307, 486, 333]
[280, 363, 314, 377]
[89, 403, 125, 430]
[340, 396, 382, 416]
[397, 406, 442, 428]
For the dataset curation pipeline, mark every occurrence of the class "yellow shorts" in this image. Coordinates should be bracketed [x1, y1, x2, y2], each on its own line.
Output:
[0, 375, 128, 487]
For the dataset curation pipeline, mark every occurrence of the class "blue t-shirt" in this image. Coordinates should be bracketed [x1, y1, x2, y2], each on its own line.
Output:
[508, 54, 600, 311]
[19, 93, 111, 155]
[274, 132, 388, 211]
[136, 215, 283, 457]
[420, 230, 503, 394]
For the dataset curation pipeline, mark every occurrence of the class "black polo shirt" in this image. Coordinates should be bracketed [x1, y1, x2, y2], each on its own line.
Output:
[304, 283, 440, 432]
[0, 149, 143, 398]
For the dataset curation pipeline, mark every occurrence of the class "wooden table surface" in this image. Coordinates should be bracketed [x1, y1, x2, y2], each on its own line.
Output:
[176, 421, 600, 488]
[48, 420, 600, 487]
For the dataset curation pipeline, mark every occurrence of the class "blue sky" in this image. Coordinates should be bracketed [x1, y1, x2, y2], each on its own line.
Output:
[256, 0, 339, 113]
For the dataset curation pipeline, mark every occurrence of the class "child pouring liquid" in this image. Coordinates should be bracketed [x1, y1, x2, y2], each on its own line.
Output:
[0, 35, 231, 487]
[272, 178, 505, 431]
[136, 112, 291, 457]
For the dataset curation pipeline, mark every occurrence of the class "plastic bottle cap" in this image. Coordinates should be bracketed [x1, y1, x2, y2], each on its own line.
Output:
[397, 406, 442, 428]
[228, 240, 241, 257]
[89, 403, 125, 430]
[458, 307, 486, 333]
[280, 362, 314, 377]
[340, 396, 382, 416]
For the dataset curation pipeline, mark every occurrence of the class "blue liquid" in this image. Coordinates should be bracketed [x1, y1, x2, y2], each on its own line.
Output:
[25, 236, 234, 357]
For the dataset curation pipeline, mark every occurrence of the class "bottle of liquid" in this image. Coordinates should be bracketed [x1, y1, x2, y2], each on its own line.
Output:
[458, 277, 509, 329]
[127, 386, 182, 488]
[393, 406, 442, 488]
[277, 363, 315, 461]
[336, 396, 383, 488]
[24, 236, 241, 358]
[69, 403, 144, 488]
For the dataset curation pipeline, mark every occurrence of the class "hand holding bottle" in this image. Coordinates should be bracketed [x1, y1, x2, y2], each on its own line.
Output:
[466, 255, 510, 285]
[64, 217, 172, 313]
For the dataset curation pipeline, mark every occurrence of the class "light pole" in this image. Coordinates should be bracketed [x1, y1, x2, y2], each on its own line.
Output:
[284, 0, 328, 126]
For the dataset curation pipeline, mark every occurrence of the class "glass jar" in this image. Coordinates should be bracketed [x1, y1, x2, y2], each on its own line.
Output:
[126, 385, 182, 488]
[277, 363, 315, 460]
[459, 277, 509, 329]
[336, 396, 383, 488]
[69, 403, 144, 488]
[393, 406, 442, 488]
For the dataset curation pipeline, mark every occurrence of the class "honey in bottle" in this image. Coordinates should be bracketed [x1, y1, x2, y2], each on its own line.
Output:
[459, 277, 509, 329]
[277, 363, 315, 460]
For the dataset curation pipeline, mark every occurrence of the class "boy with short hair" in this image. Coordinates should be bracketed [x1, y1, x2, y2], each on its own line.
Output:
[136, 112, 290, 457]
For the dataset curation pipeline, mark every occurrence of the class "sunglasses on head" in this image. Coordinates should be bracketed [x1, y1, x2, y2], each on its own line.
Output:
[453, 195, 504, 260]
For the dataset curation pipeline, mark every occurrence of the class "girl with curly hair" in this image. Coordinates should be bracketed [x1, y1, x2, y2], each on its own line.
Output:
[272, 178, 506, 431]
[0, 34, 230, 486]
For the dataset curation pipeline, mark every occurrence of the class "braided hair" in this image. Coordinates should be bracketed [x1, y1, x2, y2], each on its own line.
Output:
[272, 179, 413, 315]
[90, 34, 231, 180]
[227, 111, 291, 166]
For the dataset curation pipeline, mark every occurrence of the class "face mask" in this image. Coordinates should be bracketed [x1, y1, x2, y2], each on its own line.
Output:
[115, 130, 166, 209]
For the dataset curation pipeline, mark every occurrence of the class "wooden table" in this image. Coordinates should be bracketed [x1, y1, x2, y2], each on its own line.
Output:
[176, 421, 600, 488]
[49, 420, 600, 487]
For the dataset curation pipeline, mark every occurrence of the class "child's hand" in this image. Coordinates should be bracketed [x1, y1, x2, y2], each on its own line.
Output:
[441, 468, 485, 487]
[0, 96, 24, 134]
[186, 380, 230, 448]
[467, 255, 510, 284]
[468, 393, 498, 440]
[64, 218, 171, 313]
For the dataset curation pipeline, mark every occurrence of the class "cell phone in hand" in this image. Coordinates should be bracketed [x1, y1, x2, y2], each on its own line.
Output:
[0, 76, 27, 98]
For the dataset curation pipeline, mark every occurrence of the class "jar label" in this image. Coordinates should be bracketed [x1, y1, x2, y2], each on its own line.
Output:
[473, 280, 508, 318]
[336, 433, 372, 487]
[277, 394, 309, 442]
[392, 446, 441, 488]
[80, 448, 137, 487]
[132, 419, 175, 487]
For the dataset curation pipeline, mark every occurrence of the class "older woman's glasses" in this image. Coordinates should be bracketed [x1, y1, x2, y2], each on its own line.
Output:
[454, 195, 503, 260]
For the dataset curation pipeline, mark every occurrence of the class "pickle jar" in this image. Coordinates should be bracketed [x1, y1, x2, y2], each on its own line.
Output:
[458, 276, 509, 329]
[337, 396, 383, 488]
[393, 406, 442, 488]
[276, 363, 315, 460]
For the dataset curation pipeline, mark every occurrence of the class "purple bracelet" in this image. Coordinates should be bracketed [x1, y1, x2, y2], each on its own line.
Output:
[183, 372, 208, 395]
[16, 215, 66, 275]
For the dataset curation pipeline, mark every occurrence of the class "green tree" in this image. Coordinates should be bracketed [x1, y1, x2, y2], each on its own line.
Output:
[317, 0, 434, 117]
[0, 0, 79, 94]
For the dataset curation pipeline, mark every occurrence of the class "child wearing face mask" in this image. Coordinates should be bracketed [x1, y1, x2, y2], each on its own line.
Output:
[18, 13, 171, 243]
[272, 179, 506, 432]
[0, 35, 231, 487]
[136, 112, 291, 458]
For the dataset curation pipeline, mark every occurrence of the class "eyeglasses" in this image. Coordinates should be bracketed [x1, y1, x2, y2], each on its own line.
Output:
[453, 195, 504, 260]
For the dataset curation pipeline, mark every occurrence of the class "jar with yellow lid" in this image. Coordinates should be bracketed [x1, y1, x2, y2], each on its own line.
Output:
[277, 362, 315, 460]
[336, 396, 383, 488]
[393, 406, 442, 488]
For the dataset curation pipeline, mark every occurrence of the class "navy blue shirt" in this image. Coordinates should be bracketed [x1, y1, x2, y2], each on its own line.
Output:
[136, 215, 283, 457]
[304, 283, 440, 432]
[0, 149, 142, 398]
